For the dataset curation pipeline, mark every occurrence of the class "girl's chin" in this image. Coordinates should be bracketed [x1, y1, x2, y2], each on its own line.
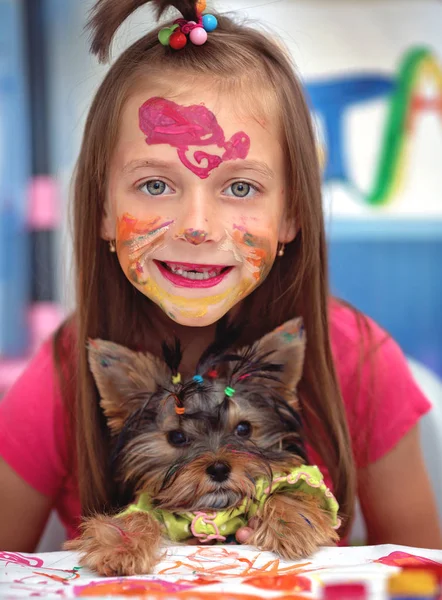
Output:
[158, 303, 232, 328]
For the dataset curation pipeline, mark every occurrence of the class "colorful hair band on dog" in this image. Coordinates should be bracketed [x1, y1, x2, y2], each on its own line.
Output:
[224, 386, 235, 397]
[169, 393, 185, 415]
[207, 369, 218, 379]
[171, 373, 181, 385]
[158, 10, 218, 50]
[193, 374, 204, 384]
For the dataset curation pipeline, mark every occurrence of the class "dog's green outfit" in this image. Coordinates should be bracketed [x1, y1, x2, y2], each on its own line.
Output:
[119, 465, 339, 543]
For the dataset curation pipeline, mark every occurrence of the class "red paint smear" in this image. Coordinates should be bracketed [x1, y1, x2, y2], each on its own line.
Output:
[0, 552, 44, 568]
[375, 551, 442, 567]
[32, 571, 75, 584]
[139, 97, 250, 179]
[244, 573, 312, 592]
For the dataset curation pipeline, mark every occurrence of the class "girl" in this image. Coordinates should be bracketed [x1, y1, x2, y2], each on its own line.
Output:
[0, 0, 440, 553]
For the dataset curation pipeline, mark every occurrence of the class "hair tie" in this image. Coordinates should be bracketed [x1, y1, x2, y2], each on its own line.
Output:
[193, 374, 204, 384]
[169, 393, 185, 415]
[207, 369, 218, 379]
[158, 11, 218, 50]
[224, 386, 235, 398]
[172, 373, 182, 385]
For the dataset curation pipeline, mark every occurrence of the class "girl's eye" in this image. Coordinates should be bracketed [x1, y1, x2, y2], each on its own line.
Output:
[224, 181, 257, 199]
[139, 179, 173, 196]
[235, 421, 252, 438]
[167, 430, 189, 447]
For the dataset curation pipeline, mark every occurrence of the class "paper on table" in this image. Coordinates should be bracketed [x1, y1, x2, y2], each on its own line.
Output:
[1, 544, 442, 599]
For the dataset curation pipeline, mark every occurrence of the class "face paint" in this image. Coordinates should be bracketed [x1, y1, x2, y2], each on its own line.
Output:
[138, 97, 250, 179]
[175, 228, 208, 245]
[117, 213, 173, 283]
[221, 228, 273, 282]
[116, 213, 274, 324]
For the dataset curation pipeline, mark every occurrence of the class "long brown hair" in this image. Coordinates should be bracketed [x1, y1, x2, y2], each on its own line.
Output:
[60, 0, 356, 534]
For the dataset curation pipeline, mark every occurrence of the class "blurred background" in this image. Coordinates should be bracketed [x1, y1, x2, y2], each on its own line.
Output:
[1, 0, 442, 546]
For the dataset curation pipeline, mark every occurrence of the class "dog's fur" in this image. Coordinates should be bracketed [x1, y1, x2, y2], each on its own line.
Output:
[65, 318, 338, 575]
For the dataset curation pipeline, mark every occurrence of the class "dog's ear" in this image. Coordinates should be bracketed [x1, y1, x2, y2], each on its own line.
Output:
[88, 339, 169, 433]
[254, 318, 306, 390]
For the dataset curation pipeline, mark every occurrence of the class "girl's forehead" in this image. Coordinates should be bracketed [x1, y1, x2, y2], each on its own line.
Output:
[119, 79, 282, 144]
[113, 81, 284, 176]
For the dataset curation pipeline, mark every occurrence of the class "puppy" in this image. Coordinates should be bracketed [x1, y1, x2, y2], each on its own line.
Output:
[65, 318, 339, 575]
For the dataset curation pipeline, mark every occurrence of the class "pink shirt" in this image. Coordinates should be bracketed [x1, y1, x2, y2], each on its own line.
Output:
[0, 303, 431, 541]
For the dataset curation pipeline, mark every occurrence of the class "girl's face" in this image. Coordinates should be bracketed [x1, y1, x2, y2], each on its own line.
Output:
[104, 83, 295, 326]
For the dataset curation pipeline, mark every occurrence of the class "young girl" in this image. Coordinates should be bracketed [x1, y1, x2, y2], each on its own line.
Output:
[0, 0, 440, 553]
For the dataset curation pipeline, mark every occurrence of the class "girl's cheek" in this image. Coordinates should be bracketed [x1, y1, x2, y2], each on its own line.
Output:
[115, 212, 174, 277]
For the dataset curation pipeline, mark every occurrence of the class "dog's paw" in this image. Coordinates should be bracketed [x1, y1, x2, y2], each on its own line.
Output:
[63, 512, 163, 576]
[249, 493, 339, 560]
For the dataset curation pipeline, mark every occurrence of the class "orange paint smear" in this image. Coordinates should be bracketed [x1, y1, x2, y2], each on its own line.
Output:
[158, 547, 310, 578]
[117, 213, 161, 239]
[245, 573, 312, 592]
[117, 213, 172, 263]
[33, 570, 80, 584]
[231, 229, 271, 282]
[77, 586, 305, 600]
[75, 579, 194, 597]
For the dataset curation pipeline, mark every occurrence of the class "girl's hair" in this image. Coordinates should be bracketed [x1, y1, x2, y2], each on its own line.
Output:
[60, 0, 356, 534]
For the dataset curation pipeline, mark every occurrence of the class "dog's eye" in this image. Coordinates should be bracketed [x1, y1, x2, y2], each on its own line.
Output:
[167, 430, 189, 447]
[235, 421, 252, 438]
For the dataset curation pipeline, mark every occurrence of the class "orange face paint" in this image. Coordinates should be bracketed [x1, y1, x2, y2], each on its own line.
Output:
[117, 213, 174, 285]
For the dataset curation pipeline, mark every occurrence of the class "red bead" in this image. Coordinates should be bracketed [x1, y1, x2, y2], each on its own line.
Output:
[169, 31, 187, 50]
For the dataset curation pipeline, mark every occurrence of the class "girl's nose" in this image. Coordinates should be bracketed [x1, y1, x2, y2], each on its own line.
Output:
[181, 229, 208, 245]
[174, 190, 220, 245]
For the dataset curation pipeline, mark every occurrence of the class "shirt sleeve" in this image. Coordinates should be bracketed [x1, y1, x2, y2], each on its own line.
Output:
[331, 304, 432, 468]
[0, 339, 69, 498]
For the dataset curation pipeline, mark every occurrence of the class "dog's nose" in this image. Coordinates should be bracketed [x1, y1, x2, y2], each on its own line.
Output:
[206, 462, 231, 482]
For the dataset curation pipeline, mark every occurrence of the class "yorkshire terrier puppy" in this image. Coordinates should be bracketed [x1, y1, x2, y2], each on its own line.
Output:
[65, 318, 339, 576]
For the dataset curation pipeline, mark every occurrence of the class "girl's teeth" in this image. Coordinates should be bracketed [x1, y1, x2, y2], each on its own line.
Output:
[169, 266, 221, 281]
[168, 264, 224, 280]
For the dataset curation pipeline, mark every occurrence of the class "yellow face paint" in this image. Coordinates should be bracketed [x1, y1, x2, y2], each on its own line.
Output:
[141, 277, 244, 319]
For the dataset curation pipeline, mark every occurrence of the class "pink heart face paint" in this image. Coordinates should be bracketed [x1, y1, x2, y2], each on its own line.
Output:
[139, 97, 250, 179]
[107, 84, 292, 326]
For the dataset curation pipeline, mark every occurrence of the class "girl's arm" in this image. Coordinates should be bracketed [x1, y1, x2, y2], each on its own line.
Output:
[0, 457, 52, 551]
[358, 424, 442, 548]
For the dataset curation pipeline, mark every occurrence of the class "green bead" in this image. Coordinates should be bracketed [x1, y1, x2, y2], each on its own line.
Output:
[158, 24, 179, 46]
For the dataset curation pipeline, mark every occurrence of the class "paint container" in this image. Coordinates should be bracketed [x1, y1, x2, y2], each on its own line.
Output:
[388, 569, 438, 599]
[322, 582, 367, 599]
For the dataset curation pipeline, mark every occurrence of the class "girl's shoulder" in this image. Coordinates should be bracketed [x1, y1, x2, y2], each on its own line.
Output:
[329, 298, 395, 381]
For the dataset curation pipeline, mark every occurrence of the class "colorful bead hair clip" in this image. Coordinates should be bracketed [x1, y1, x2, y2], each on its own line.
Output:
[158, 2, 218, 50]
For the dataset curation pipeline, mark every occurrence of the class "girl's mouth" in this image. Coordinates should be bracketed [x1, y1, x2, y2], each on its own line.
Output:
[155, 260, 233, 289]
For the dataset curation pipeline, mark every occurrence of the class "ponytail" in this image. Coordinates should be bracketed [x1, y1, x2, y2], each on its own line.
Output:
[88, 0, 199, 62]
